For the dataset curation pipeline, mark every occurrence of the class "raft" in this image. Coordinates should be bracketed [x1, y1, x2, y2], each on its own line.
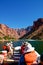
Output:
[0, 46, 21, 65]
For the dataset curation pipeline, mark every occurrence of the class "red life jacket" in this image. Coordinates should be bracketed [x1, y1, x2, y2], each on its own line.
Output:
[21, 45, 25, 54]
[3, 45, 7, 50]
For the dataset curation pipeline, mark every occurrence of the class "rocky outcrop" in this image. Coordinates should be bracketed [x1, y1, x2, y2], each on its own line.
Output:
[15, 26, 32, 38]
[0, 24, 30, 40]
[20, 18, 43, 40]
[0, 24, 19, 39]
[0, 18, 43, 40]
[26, 25, 43, 39]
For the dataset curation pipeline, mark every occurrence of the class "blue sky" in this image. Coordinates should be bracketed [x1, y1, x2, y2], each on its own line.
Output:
[0, 0, 43, 28]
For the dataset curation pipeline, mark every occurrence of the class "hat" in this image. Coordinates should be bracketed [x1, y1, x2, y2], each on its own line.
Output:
[25, 42, 31, 46]
[22, 42, 29, 46]
[6, 42, 13, 47]
[24, 42, 35, 53]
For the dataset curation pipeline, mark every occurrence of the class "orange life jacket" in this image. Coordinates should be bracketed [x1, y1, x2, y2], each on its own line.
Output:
[24, 51, 37, 65]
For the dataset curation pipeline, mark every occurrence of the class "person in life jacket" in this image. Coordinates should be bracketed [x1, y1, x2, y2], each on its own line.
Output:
[6, 42, 14, 59]
[21, 42, 27, 54]
[18, 42, 40, 65]
[32, 53, 43, 65]
[3, 45, 7, 50]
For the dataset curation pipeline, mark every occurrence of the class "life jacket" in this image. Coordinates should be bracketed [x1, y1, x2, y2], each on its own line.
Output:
[3, 45, 7, 50]
[21, 45, 26, 54]
[24, 51, 38, 65]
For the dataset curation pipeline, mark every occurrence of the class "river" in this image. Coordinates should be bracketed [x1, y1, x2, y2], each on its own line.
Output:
[0, 40, 43, 54]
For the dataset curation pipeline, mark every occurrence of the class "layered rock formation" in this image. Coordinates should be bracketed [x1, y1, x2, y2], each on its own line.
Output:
[0, 18, 43, 40]
[0, 24, 19, 40]
[0, 24, 29, 40]
[20, 18, 43, 40]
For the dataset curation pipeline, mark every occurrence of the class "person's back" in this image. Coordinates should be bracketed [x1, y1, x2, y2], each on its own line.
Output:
[24, 51, 38, 65]
[18, 51, 38, 65]
[18, 42, 40, 65]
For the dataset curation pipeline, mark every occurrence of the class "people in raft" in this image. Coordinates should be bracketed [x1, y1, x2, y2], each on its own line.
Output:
[18, 42, 40, 65]
[0, 42, 14, 65]
[3, 41, 14, 59]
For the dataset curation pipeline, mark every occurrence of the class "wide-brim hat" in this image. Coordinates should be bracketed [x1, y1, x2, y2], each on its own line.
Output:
[22, 42, 30, 46]
[24, 42, 35, 53]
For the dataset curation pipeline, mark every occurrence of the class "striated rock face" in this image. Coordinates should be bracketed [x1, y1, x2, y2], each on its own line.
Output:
[0, 24, 30, 40]
[32, 18, 43, 31]
[15, 26, 32, 38]
[0, 18, 43, 40]
[0, 24, 19, 39]
[20, 18, 43, 40]
[16, 28, 26, 37]
[15, 28, 27, 37]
